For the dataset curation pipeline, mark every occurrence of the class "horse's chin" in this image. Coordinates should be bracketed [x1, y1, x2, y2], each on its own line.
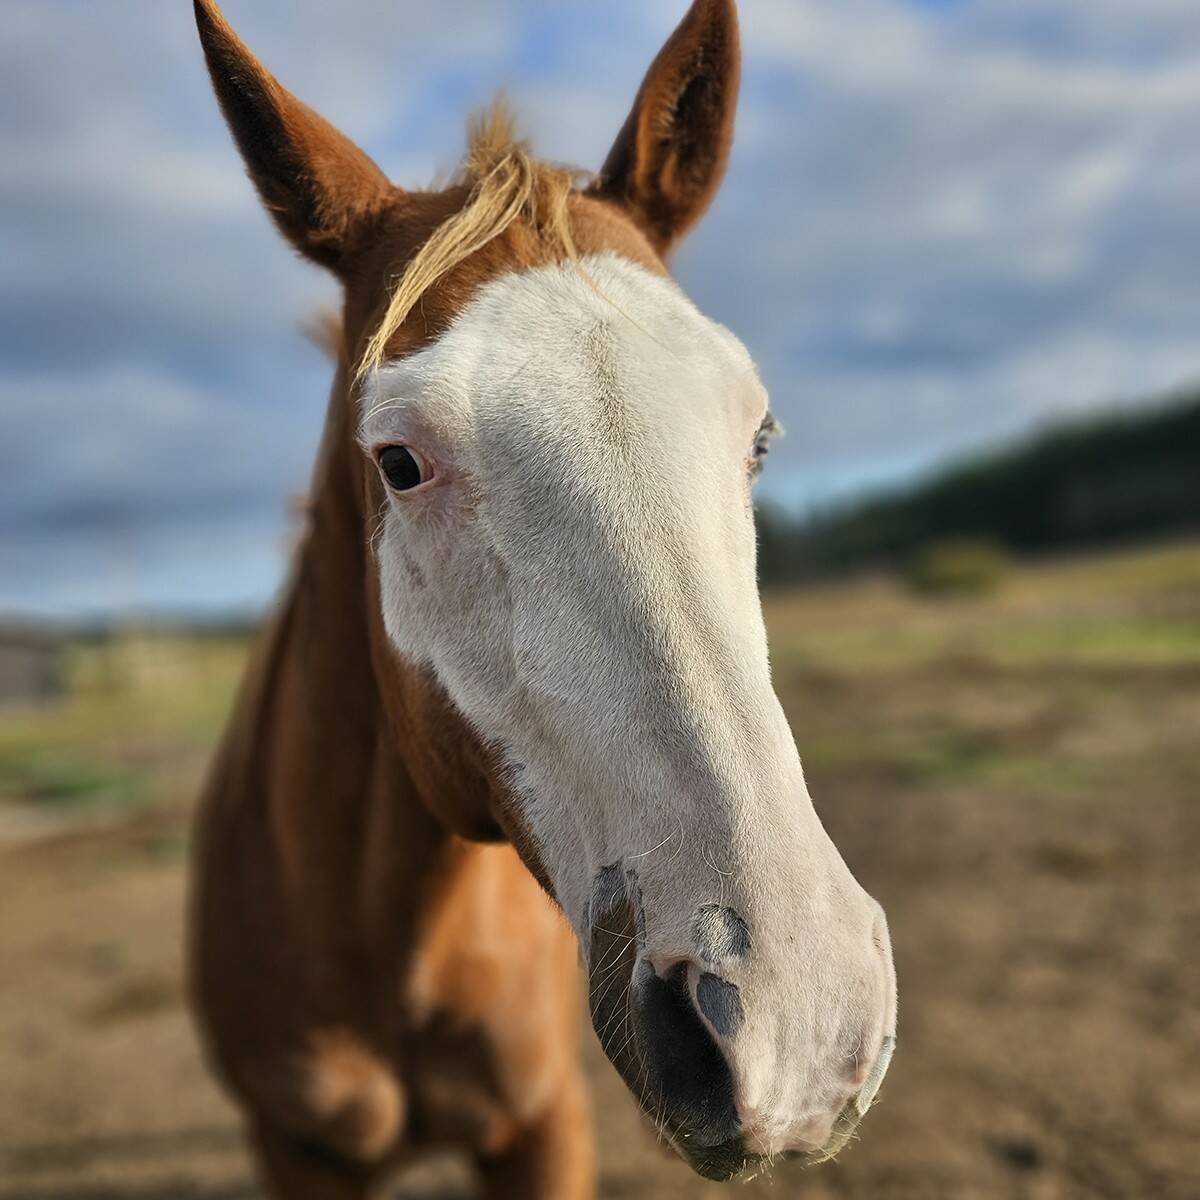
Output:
[672, 1134, 750, 1181]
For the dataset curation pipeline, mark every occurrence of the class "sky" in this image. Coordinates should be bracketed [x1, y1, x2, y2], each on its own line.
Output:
[3, 0, 1200, 619]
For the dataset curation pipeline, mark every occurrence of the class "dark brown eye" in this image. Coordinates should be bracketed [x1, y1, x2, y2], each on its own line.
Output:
[751, 411, 780, 476]
[378, 445, 425, 491]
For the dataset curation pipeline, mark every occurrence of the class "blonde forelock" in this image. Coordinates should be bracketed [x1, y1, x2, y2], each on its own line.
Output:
[357, 100, 586, 380]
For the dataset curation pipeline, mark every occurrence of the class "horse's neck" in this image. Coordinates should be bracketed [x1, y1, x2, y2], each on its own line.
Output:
[199, 385, 552, 1032]
[207, 395, 460, 975]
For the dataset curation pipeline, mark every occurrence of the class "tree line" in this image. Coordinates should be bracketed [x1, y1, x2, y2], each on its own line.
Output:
[757, 388, 1200, 584]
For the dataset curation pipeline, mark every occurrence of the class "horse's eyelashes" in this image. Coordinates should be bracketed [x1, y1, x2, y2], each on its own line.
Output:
[751, 411, 779, 476]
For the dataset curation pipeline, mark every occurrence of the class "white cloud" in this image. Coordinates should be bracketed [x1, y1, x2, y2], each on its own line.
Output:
[3, 0, 1200, 613]
[672, 0, 1200, 502]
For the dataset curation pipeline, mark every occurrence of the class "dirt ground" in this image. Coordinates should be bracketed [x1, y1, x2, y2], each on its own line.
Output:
[2, 545, 1199, 1199]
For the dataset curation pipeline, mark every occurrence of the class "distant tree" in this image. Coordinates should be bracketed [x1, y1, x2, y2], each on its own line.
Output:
[755, 388, 1200, 583]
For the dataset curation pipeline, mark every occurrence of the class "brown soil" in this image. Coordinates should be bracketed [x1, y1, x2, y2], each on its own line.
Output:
[3, 588, 1199, 1198]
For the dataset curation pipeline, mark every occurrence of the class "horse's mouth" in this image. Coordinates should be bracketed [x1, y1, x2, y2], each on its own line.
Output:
[666, 1104, 864, 1181]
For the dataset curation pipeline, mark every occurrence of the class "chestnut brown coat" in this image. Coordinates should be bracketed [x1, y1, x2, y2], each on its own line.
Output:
[189, 2, 741, 1196]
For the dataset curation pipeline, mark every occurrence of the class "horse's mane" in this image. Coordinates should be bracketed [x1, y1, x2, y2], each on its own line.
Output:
[357, 100, 585, 379]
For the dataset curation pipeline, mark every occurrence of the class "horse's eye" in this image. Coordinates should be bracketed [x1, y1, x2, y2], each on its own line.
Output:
[377, 445, 426, 491]
[751, 411, 780, 476]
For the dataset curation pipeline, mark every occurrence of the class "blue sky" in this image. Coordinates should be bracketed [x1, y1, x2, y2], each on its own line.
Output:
[3, 0, 1200, 618]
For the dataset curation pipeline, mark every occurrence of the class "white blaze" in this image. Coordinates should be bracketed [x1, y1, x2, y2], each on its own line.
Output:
[359, 252, 895, 1159]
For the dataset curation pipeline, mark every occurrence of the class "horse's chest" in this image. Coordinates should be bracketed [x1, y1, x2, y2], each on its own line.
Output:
[402, 1020, 530, 1151]
[395, 860, 580, 1153]
[398, 956, 572, 1153]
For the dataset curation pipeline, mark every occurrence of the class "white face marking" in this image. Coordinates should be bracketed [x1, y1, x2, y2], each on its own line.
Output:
[358, 252, 895, 1159]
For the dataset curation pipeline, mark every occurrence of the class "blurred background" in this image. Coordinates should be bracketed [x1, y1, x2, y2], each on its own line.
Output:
[1, 1, 1198, 1197]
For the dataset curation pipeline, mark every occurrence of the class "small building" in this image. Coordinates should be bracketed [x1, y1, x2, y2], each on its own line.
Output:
[0, 627, 64, 707]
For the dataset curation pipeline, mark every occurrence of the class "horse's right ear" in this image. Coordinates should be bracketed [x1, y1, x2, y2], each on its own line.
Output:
[591, 0, 741, 255]
[194, 0, 394, 274]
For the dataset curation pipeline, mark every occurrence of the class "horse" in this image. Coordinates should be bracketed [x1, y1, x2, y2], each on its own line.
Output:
[188, 1, 898, 1195]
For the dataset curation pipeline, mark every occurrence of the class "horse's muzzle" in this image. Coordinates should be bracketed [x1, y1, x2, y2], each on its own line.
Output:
[585, 861, 896, 1180]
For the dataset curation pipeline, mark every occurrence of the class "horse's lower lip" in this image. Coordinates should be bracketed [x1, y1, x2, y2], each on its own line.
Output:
[674, 1134, 749, 1181]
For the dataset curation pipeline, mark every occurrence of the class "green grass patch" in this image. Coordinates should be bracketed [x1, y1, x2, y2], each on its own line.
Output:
[767, 541, 1200, 674]
[799, 725, 1094, 796]
[0, 632, 248, 814]
[0, 745, 145, 810]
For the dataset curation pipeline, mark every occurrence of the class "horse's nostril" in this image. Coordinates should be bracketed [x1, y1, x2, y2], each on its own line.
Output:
[630, 959, 742, 1154]
[694, 970, 744, 1038]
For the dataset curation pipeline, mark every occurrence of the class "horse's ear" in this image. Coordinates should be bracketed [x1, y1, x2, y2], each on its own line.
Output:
[194, 0, 394, 273]
[591, 0, 740, 255]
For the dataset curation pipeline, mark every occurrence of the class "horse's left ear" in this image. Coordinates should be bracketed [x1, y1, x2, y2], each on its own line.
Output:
[591, 0, 740, 255]
[194, 0, 395, 274]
